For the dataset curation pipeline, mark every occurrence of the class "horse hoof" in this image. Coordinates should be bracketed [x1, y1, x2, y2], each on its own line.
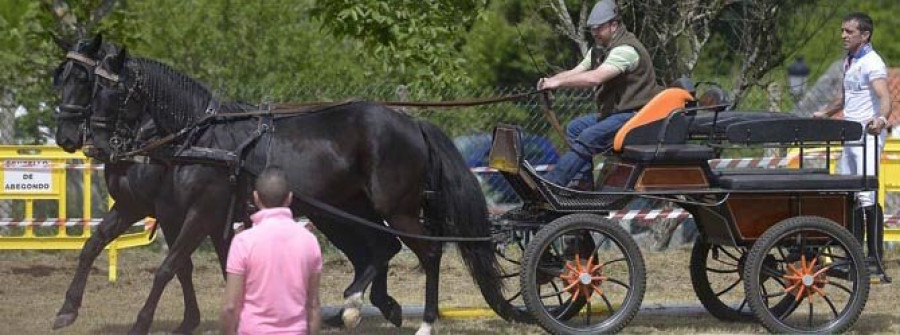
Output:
[387, 303, 403, 327]
[323, 311, 345, 329]
[415, 322, 434, 335]
[342, 308, 362, 329]
[53, 312, 78, 330]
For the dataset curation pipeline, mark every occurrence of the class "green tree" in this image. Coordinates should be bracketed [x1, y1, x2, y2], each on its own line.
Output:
[311, 0, 489, 93]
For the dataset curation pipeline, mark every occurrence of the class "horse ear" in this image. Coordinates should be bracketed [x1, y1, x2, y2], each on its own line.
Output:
[85, 34, 103, 55]
[111, 46, 128, 72]
[52, 33, 73, 51]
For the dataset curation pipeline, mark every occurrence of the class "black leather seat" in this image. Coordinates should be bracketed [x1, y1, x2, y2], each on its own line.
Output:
[717, 173, 876, 190]
[620, 144, 715, 163]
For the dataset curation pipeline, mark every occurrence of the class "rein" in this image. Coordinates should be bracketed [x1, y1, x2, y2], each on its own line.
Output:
[118, 90, 566, 160]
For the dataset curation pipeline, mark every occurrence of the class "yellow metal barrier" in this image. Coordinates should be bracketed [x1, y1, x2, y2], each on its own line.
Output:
[0, 145, 156, 282]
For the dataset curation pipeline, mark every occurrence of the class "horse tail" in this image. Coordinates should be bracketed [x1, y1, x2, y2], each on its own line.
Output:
[418, 121, 526, 322]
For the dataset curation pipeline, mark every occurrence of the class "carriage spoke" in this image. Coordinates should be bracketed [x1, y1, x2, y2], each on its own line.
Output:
[737, 298, 748, 312]
[826, 281, 853, 295]
[601, 292, 615, 315]
[822, 295, 840, 318]
[601, 258, 626, 267]
[553, 296, 577, 319]
[590, 234, 609, 258]
[714, 277, 742, 297]
[499, 272, 519, 279]
[550, 281, 564, 305]
[807, 300, 814, 328]
[606, 277, 630, 290]
[763, 290, 788, 299]
[584, 300, 591, 325]
[717, 246, 742, 262]
[778, 297, 801, 320]
[505, 290, 522, 304]
[540, 287, 571, 299]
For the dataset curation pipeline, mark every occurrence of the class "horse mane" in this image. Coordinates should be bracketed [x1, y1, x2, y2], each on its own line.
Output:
[128, 57, 214, 134]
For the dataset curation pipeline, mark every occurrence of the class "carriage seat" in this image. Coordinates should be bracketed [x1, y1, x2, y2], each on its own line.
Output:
[613, 88, 707, 162]
[717, 173, 876, 190]
[621, 144, 714, 163]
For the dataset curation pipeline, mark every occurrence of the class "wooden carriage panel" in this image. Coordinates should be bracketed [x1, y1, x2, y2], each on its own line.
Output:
[599, 163, 635, 188]
[727, 194, 847, 240]
[635, 166, 709, 190]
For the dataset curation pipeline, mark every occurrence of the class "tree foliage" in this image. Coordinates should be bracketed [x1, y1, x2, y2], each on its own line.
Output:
[311, 0, 489, 92]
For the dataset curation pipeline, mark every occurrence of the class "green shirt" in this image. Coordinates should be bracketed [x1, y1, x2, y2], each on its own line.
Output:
[577, 46, 640, 73]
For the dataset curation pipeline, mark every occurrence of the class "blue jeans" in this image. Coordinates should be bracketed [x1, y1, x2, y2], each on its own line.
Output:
[544, 111, 636, 186]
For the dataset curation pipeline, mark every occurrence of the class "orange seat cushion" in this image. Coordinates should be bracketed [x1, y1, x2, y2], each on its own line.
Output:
[612, 88, 695, 152]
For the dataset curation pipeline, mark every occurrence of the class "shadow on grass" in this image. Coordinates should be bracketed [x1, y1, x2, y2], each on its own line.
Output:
[92, 319, 220, 334]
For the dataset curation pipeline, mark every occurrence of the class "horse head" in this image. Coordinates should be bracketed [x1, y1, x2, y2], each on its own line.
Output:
[90, 44, 154, 161]
[53, 34, 105, 153]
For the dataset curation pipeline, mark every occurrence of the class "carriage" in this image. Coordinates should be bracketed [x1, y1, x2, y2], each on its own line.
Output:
[486, 86, 891, 334]
[52, 37, 891, 334]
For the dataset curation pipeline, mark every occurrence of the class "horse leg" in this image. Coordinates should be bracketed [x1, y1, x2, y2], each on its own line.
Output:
[54, 205, 145, 329]
[155, 216, 201, 335]
[129, 207, 214, 335]
[308, 209, 402, 328]
[393, 213, 443, 335]
[338, 225, 401, 330]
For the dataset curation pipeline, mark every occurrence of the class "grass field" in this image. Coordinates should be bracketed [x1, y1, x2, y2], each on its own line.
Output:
[1, 241, 897, 334]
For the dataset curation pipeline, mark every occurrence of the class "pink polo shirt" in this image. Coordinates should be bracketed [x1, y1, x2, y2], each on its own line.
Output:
[226, 207, 322, 335]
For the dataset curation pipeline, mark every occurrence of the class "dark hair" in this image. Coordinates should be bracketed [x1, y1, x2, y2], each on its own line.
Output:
[844, 12, 874, 41]
[255, 166, 290, 208]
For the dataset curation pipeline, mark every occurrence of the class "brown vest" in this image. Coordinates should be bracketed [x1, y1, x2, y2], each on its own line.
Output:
[593, 30, 662, 117]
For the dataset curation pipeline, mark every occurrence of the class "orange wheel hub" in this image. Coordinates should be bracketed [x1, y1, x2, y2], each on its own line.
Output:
[782, 255, 829, 302]
[560, 254, 607, 300]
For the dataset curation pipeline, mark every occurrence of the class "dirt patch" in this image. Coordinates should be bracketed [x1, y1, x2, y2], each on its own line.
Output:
[0, 244, 897, 334]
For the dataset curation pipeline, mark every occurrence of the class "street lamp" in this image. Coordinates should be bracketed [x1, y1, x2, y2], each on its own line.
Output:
[787, 56, 810, 103]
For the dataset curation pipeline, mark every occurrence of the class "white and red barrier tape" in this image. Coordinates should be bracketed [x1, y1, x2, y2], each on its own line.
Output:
[0, 213, 895, 228]
[0, 219, 149, 228]
[470, 156, 811, 174]
[603, 209, 900, 227]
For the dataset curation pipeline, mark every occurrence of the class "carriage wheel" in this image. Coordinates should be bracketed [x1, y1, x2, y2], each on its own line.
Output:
[743, 216, 870, 333]
[521, 214, 645, 334]
[690, 241, 798, 322]
[690, 241, 755, 321]
[495, 229, 587, 323]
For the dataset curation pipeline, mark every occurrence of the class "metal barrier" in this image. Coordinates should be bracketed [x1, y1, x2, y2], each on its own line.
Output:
[0, 145, 156, 282]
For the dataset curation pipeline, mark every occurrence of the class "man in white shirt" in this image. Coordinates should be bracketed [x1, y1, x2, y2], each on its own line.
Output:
[814, 12, 893, 271]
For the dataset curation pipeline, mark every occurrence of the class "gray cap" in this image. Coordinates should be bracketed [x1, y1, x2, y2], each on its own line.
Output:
[587, 0, 617, 27]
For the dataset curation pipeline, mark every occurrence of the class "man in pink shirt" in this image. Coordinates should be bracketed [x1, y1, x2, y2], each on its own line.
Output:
[221, 166, 322, 335]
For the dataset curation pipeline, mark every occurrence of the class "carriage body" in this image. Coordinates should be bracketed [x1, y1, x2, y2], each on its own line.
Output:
[489, 88, 887, 334]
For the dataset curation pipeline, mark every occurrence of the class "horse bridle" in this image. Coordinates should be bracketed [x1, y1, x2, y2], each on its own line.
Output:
[56, 51, 105, 149]
[91, 59, 143, 159]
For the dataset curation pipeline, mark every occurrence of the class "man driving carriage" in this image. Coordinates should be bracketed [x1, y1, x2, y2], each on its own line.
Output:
[537, 0, 662, 191]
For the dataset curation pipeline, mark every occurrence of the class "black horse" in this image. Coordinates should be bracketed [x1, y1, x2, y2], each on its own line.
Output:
[52, 38, 408, 333]
[78, 43, 528, 333]
[51, 36, 235, 333]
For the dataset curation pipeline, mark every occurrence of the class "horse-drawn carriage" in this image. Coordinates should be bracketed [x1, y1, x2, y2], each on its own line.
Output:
[487, 87, 891, 334]
[52, 37, 890, 335]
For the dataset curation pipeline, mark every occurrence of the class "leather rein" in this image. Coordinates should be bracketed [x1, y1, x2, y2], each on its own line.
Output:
[122, 90, 570, 159]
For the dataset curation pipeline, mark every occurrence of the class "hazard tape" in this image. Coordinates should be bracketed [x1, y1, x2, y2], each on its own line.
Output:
[0, 218, 149, 228]
[470, 156, 805, 174]
[603, 209, 900, 227]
